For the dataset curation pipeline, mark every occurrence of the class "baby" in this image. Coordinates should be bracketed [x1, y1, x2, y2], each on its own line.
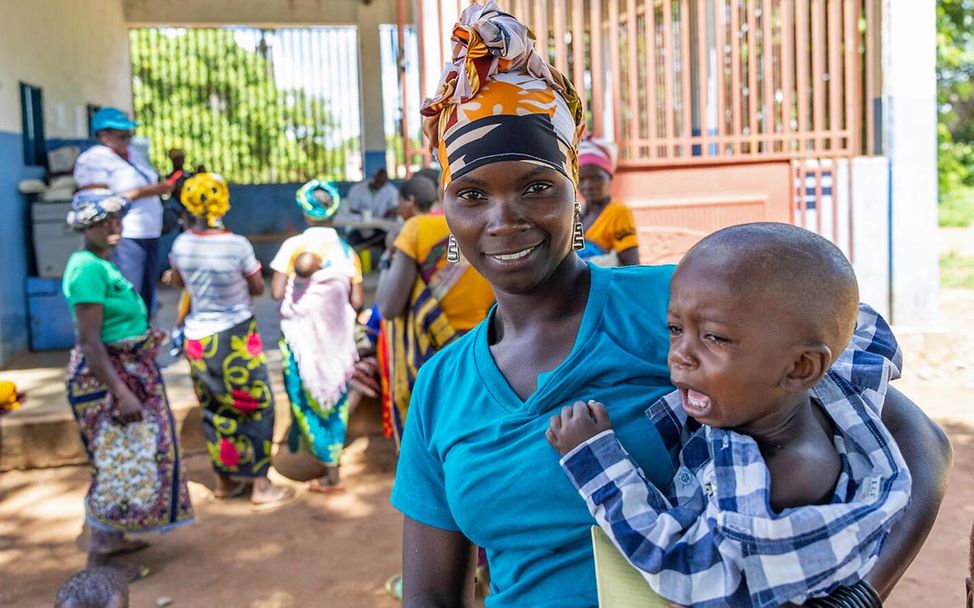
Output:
[547, 223, 911, 608]
[292, 250, 323, 279]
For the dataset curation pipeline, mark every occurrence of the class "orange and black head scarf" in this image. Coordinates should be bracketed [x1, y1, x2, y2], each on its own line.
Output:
[421, 1, 585, 188]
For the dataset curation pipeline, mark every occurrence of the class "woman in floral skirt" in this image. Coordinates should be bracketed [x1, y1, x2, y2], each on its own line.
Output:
[63, 189, 194, 579]
[168, 173, 295, 510]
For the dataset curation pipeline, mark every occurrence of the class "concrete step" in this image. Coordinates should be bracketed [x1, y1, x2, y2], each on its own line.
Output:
[0, 348, 385, 471]
[1, 278, 387, 471]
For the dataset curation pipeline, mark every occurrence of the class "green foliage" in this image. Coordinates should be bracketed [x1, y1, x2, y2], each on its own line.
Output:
[938, 0, 974, 226]
[130, 28, 356, 184]
[940, 251, 974, 289]
[939, 185, 974, 227]
[938, 0, 974, 141]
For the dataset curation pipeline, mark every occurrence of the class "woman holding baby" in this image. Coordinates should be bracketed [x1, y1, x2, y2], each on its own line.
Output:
[390, 3, 952, 606]
[269, 180, 364, 493]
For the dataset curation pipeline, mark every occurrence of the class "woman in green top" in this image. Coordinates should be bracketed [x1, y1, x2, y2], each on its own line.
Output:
[62, 189, 194, 579]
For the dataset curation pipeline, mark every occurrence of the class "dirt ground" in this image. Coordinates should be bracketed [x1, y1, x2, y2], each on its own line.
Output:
[0, 432, 405, 608]
[3, 230, 974, 607]
[2, 419, 972, 608]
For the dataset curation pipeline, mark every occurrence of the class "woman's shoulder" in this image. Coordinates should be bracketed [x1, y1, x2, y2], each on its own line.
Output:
[76, 144, 113, 162]
[412, 327, 482, 398]
[591, 264, 675, 333]
[604, 199, 636, 216]
[63, 251, 106, 285]
[403, 213, 447, 233]
[601, 263, 675, 293]
[64, 250, 101, 271]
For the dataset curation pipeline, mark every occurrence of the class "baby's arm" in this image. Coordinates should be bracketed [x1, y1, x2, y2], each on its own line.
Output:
[547, 402, 732, 607]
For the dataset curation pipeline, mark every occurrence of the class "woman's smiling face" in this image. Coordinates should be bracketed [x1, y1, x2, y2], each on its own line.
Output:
[443, 161, 576, 295]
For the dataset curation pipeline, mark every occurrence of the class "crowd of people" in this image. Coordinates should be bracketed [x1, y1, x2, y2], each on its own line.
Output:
[32, 1, 954, 606]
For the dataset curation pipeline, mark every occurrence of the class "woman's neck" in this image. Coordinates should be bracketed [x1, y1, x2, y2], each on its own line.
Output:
[584, 196, 611, 215]
[190, 219, 223, 233]
[86, 245, 111, 260]
[490, 254, 590, 338]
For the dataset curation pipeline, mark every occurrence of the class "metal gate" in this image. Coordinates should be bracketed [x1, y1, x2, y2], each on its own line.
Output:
[401, 0, 884, 260]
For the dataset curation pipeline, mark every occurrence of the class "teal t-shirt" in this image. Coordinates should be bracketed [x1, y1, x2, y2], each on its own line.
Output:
[391, 263, 677, 607]
[62, 250, 148, 343]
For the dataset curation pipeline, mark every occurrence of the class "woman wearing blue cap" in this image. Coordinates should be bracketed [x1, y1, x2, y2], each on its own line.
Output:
[62, 189, 194, 580]
[74, 107, 173, 315]
[270, 180, 364, 493]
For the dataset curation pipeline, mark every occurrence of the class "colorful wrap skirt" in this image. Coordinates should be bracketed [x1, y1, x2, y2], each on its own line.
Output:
[280, 339, 351, 466]
[185, 317, 275, 478]
[66, 328, 194, 533]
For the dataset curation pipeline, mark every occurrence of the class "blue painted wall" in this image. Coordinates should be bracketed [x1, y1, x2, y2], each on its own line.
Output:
[363, 150, 387, 179]
[0, 130, 44, 364]
[161, 180, 400, 268]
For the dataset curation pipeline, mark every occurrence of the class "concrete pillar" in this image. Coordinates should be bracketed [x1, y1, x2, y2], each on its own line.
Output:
[356, 2, 392, 178]
[851, 157, 891, 320]
[884, 0, 939, 325]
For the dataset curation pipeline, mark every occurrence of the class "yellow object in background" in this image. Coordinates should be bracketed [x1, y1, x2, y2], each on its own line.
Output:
[358, 248, 372, 274]
[0, 380, 23, 413]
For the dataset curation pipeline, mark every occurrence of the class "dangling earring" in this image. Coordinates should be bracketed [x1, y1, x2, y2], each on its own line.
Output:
[447, 234, 461, 263]
[572, 202, 585, 252]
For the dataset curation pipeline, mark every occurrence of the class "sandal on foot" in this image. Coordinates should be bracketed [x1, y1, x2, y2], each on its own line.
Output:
[251, 486, 298, 512]
[385, 574, 403, 601]
[307, 479, 347, 495]
[212, 481, 250, 500]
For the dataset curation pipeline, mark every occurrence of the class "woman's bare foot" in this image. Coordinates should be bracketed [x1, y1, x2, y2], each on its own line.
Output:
[88, 528, 149, 557]
[250, 477, 297, 511]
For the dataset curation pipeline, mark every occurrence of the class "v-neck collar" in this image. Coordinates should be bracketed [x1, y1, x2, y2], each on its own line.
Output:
[472, 263, 610, 415]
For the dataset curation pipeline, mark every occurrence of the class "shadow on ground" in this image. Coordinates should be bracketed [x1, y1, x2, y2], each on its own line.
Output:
[0, 426, 401, 608]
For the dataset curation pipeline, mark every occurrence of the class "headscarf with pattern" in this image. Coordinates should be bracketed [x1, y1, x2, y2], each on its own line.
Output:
[180, 173, 230, 228]
[421, 1, 585, 187]
[295, 179, 342, 221]
[66, 189, 127, 231]
[578, 135, 618, 177]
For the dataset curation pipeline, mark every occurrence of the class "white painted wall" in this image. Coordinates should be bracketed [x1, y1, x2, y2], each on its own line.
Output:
[884, 0, 940, 326]
[0, 0, 132, 137]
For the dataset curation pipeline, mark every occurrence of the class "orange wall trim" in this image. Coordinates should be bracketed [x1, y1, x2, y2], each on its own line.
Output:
[612, 162, 792, 265]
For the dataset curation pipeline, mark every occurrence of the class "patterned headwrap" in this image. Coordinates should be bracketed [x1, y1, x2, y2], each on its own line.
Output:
[295, 179, 341, 221]
[578, 135, 617, 177]
[421, 0, 585, 187]
[66, 188, 127, 231]
[180, 173, 230, 228]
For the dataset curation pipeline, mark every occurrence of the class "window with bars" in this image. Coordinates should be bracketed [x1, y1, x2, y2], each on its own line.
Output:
[129, 27, 364, 184]
[20, 82, 46, 167]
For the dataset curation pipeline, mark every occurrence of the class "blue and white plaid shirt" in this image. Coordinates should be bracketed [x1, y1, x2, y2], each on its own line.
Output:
[561, 305, 912, 608]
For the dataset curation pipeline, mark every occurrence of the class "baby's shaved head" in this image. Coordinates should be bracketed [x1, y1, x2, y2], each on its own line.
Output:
[294, 251, 322, 279]
[680, 223, 859, 360]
